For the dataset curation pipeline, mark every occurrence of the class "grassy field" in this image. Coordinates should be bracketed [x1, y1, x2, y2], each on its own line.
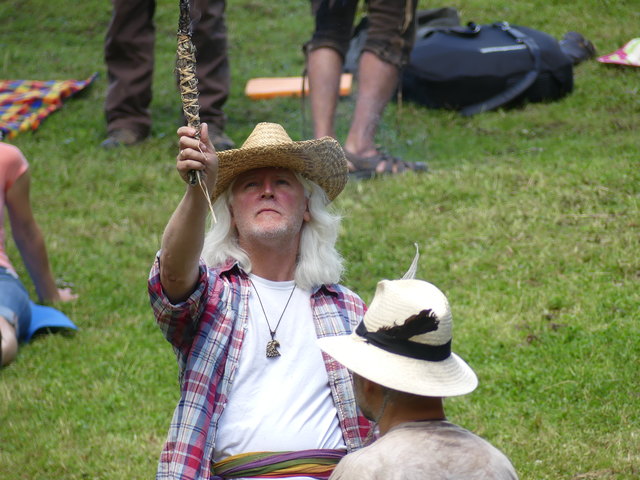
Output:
[0, 0, 638, 479]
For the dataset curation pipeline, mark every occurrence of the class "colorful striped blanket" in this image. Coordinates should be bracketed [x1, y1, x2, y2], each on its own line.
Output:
[0, 73, 97, 140]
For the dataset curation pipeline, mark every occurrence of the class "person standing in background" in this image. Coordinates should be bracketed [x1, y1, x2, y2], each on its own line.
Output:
[102, 0, 235, 151]
[304, 0, 427, 178]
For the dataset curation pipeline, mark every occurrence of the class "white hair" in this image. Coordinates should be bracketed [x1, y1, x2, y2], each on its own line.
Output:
[201, 172, 344, 290]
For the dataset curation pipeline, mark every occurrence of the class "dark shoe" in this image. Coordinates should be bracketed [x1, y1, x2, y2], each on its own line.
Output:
[210, 129, 235, 151]
[345, 150, 428, 180]
[100, 129, 147, 149]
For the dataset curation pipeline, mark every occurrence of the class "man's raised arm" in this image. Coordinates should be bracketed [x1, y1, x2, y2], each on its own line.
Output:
[159, 123, 219, 303]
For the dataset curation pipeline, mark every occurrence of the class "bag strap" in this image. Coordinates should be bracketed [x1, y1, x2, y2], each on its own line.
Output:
[460, 22, 542, 116]
[414, 7, 462, 39]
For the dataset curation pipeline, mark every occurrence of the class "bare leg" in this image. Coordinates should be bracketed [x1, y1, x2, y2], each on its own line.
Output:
[307, 47, 343, 139]
[344, 51, 399, 169]
[0, 315, 18, 367]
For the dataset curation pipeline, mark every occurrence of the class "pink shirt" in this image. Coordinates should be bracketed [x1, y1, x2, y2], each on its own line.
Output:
[0, 142, 29, 272]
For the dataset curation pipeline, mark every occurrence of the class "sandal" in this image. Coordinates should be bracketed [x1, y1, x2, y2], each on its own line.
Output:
[345, 150, 428, 179]
[383, 157, 428, 175]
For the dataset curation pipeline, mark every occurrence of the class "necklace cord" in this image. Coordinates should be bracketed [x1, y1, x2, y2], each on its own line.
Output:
[249, 279, 297, 340]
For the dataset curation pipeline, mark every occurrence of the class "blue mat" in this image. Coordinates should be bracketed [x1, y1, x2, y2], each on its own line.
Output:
[26, 301, 78, 342]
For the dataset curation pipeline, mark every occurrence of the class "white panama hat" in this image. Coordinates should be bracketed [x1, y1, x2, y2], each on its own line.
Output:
[318, 278, 478, 397]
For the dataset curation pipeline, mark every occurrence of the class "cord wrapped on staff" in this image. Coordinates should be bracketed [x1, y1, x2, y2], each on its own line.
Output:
[177, 0, 201, 186]
[176, 0, 217, 222]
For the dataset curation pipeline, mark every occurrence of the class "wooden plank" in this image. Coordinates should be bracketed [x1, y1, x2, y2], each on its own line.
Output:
[245, 73, 353, 99]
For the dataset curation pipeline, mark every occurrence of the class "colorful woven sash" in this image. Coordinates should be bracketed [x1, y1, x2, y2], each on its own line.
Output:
[211, 449, 346, 479]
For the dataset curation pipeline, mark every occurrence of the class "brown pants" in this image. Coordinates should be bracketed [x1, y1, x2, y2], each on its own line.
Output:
[306, 0, 418, 69]
[104, 0, 229, 137]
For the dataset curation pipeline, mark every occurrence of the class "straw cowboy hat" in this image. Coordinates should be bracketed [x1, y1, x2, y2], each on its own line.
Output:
[318, 278, 478, 397]
[212, 122, 348, 202]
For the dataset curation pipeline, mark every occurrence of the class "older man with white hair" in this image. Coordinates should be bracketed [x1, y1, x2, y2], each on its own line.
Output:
[149, 122, 371, 480]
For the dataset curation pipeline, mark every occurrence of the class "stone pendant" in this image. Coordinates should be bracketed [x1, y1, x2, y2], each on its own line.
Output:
[266, 339, 281, 358]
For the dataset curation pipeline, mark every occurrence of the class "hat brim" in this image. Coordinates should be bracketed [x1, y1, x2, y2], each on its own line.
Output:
[318, 334, 478, 397]
[214, 136, 348, 202]
[26, 301, 78, 342]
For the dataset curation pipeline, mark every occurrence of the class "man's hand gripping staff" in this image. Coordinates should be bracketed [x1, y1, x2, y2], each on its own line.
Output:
[177, 123, 218, 224]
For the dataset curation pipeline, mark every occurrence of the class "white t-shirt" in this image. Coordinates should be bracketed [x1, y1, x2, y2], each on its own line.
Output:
[213, 274, 346, 478]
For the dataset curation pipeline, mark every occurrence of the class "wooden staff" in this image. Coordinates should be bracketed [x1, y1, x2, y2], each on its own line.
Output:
[177, 0, 201, 185]
[176, 0, 216, 222]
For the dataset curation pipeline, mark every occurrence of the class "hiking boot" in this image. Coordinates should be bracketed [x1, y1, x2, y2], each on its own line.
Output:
[209, 129, 235, 151]
[100, 129, 147, 149]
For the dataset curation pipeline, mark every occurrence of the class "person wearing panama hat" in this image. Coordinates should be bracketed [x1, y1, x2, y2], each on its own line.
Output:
[318, 275, 518, 479]
[148, 122, 372, 480]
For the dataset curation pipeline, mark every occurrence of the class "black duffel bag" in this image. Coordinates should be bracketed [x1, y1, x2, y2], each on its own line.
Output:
[401, 22, 574, 116]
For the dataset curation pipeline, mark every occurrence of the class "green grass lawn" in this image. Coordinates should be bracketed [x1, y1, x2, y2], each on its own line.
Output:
[0, 1, 638, 478]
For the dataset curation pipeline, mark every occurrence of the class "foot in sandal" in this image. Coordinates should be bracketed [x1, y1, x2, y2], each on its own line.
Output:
[345, 150, 428, 180]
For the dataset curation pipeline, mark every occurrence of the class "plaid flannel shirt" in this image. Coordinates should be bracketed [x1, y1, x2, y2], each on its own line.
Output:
[148, 253, 371, 480]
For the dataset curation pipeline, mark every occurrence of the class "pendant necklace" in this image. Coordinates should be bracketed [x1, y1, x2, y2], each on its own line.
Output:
[249, 278, 297, 358]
